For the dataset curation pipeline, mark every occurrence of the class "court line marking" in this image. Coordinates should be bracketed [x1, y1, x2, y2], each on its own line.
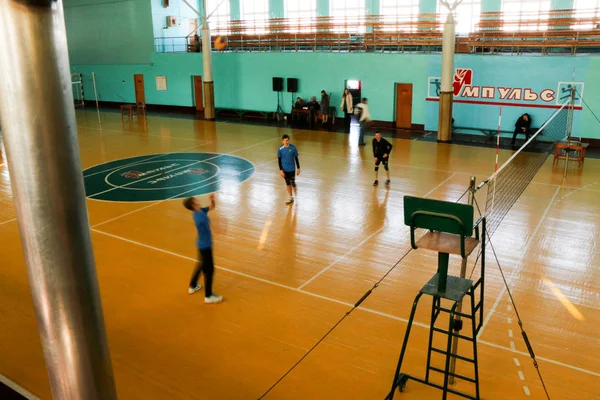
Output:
[76, 125, 212, 142]
[87, 135, 281, 199]
[297, 172, 456, 290]
[91, 160, 267, 228]
[0, 218, 17, 226]
[0, 373, 39, 400]
[89, 228, 600, 378]
[82, 144, 213, 178]
[478, 186, 560, 337]
[301, 151, 600, 193]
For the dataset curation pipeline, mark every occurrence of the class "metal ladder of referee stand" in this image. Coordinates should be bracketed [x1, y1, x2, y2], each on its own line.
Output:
[386, 195, 486, 400]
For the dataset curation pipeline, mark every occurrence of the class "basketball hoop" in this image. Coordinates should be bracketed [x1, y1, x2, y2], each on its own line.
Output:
[439, 0, 463, 12]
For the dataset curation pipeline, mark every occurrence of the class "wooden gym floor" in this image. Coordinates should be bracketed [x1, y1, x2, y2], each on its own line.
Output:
[0, 110, 599, 399]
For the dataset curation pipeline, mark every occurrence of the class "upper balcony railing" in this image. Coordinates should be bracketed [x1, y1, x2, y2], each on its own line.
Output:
[154, 9, 600, 55]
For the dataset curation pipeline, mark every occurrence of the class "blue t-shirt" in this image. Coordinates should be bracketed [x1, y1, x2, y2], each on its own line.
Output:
[193, 207, 212, 250]
[277, 144, 299, 172]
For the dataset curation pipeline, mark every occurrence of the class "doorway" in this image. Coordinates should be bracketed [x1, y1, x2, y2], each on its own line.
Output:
[193, 75, 204, 112]
[134, 74, 146, 106]
[395, 83, 413, 129]
[345, 79, 361, 108]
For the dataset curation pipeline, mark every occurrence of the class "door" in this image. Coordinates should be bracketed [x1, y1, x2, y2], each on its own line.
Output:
[193, 76, 204, 111]
[395, 83, 413, 129]
[345, 79, 361, 108]
[134, 74, 145, 105]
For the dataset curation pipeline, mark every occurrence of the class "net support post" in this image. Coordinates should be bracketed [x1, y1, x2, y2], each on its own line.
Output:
[0, 0, 117, 398]
[448, 175, 476, 384]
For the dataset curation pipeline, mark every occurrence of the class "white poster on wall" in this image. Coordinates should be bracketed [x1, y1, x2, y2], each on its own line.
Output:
[156, 76, 167, 91]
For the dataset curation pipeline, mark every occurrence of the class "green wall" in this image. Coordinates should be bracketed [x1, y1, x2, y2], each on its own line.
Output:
[580, 57, 600, 139]
[64, 0, 154, 65]
[72, 52, 430, 125]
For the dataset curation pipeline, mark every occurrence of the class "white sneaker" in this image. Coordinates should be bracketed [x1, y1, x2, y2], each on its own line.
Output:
[188, 285, 202, 294]
[205, 294, 223, 304]
[286, 197, 294, 205]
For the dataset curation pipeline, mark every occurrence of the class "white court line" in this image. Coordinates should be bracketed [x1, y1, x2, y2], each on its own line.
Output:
[0, 218, 17, 226]
[90, 132, 305, 224]
[91, 228, 600, 378]
[297, 172, 456, 290]
[88, 134, 284, 198]
[297, 228, 386, 290]
[518, 370, 525, 381]
[478, 186, 560, 338]
[92, 161, 265, 228]
[0, 373, 39, 400]
[423, 172, 456, 198]
[523, 386, 531, 396]
[77, 125, 211, 142]
[88, 156, 222, 198]
[83, 143, 211, 178]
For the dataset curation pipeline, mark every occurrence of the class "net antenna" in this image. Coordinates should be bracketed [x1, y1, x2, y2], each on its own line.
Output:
[478, 100, 571, 238]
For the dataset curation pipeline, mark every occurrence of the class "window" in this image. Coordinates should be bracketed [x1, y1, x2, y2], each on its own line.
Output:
[285, 0, 317, 32]
[205, 0, 231, 34]
[438, 0, 481, 35]
[573, 0, 600, 30]
[502, 0, 551, 31]
[330, 0, 366, 33]
[240, 0, 269, 34]
[380, 0, 419, 32]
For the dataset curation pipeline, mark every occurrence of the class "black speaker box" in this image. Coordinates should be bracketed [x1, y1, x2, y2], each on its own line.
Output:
[287, 78, 298, 93]
[272, 77, 283, 92]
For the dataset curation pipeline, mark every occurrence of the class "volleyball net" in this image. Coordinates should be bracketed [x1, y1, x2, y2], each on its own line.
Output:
[478, 101, 572, 237]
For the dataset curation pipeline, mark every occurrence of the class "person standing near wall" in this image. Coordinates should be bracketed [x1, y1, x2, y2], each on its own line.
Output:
[355, 98, 372, 146]
[320, 90, 330, 126]
[340, 88, 353, 133]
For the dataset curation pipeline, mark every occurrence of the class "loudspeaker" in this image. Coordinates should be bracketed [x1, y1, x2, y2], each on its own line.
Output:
[272, 77, 283, 92]
[287, 78, 298, 93]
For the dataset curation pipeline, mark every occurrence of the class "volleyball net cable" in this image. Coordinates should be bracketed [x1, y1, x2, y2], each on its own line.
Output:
[257, 186, 471, 400]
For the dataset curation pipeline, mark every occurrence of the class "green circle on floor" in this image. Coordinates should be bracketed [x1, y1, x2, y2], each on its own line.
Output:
[83, 152, 255, 202]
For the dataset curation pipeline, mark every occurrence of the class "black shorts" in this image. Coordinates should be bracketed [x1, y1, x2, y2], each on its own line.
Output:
[375, 157, 389, 166]
[283, 170, 296, 186]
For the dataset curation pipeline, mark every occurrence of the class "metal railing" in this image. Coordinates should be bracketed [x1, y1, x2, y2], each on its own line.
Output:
[153, 9, 600, 55]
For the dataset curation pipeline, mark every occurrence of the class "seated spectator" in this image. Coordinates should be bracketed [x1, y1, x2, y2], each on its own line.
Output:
[306, 96, 320, 124]
[512, 113, 532, 145]
[294, 97, 305, 109]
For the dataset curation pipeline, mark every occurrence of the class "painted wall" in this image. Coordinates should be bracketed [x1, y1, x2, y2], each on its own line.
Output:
[424, 55, 590, 136]
[72, 52, 430, 125]
[64, 0, 154, 65]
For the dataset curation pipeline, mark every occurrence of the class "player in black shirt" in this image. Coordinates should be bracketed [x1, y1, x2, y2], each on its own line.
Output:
[372, 131, 393, 186]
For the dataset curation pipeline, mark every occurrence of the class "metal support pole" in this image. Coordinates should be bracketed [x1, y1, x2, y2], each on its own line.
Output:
[0, 0, 117, 398]
[202, 20, 216, 120]
[449, 176, 476, 384]
[92, 72, 102, 124]
[437, 12, 456, 143]
[563, 87, 576, 178]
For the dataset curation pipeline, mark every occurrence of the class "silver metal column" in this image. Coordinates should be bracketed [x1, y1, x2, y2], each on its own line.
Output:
[0, 0, 118, 398]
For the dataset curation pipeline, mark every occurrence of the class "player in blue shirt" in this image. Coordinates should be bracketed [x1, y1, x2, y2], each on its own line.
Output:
[277, 134, 301, 205]
[183, 194, 222, 304]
